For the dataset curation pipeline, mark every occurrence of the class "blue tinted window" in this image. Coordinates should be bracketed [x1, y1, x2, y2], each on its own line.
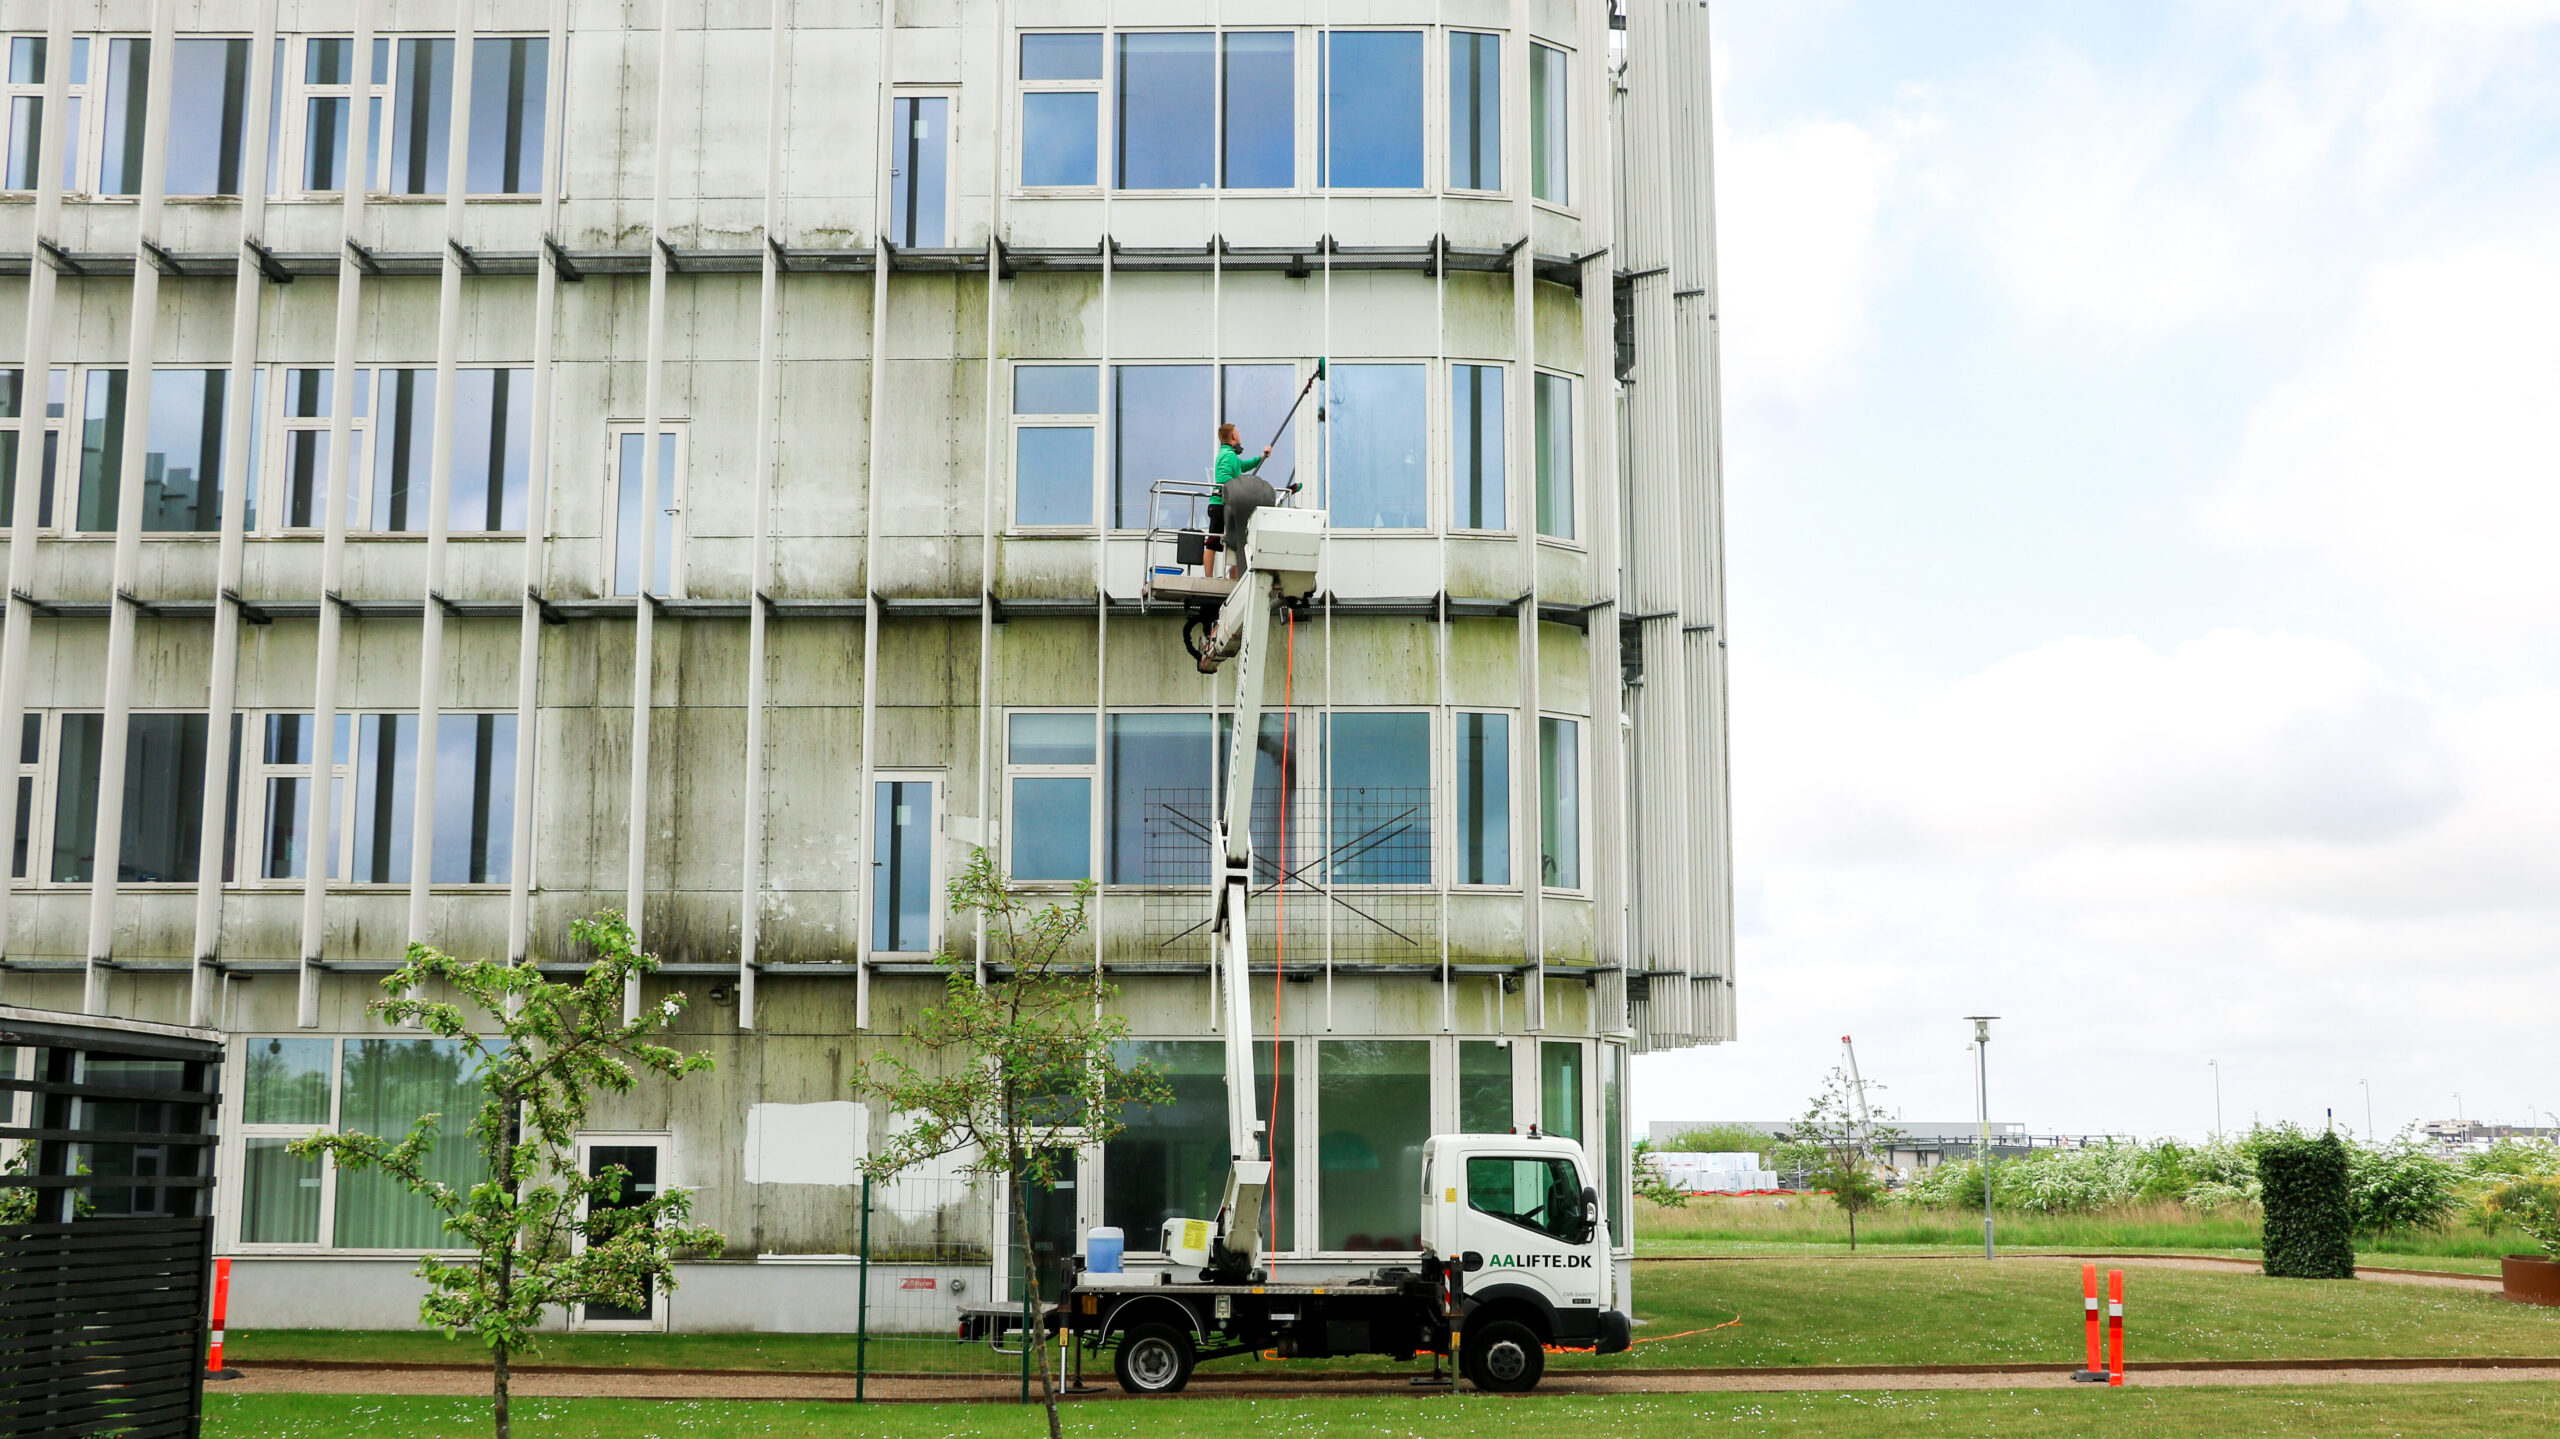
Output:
[1022, 90, 1097, 185]
[1016, 427, 1094, 526]
[1531, 43, 1569, 204]
[1328, 712, 1431, 885]
[1009, 713, 1096, 766]
[1456, 713, 1511, 885]
[1324, 363, 1426, 528]
[466, 36, 547, 194]
[1453, 363, 1505, 530]
[1111, 364, 1212, 528]
[1015, 365, 1099, 415]
[1449, 32, 1500, 190]
[430, 713, 514, 884]
[1222, 33, 1293, 189]
[1010, 777, 1092, 881]
[890, 96, 949, 246]
[1021, 33, 1103, 81]
[447, 369, 532, 533]
[389, 38, 452, 195]
[100, 39, 148, 195]
[1321, 32, 1422, 189]
[164, 39, 250, 195]
[1116, 33, 1212, 189]
[1220, 364, 1298, 490]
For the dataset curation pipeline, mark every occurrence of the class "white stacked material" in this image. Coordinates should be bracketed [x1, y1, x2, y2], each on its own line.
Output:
[1649, 1153, 1782, 1192]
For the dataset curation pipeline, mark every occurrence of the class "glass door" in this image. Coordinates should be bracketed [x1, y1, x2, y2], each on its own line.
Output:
[871, 774, 941, 954]
[575, 1136, 671, 1331]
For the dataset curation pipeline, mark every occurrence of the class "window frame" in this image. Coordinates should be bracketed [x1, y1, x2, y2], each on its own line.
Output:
[1532, 366, 1581, 546]
[570, 1132, 677, 1332]
[226, 1036, 341, 1253]
[1446, 358, 1509, 535]
[1449, 709, 1515, 890]
[869, 770, 944, 957]
[1528, 38, 1572, 212]
[1537, 712, 1587, 896]
[276, 34, 380, 199]
[240, 710, 347, 887]
[1016, 30, 1105, 191]
[1444, 29, 1502, 196]
[10, 711, 42, 884]
[261, 364, 373, 536]
[36, 707, 224, 888]
[1319, 358, 1433, 534]
[604, 423, 689, 599]
[2, 33, 92, 196]
[887, 87, 956, 248]
[1002, 709, 1100, 886]
[1008, 361, 1102, 532]
[0, 364, 71, 536]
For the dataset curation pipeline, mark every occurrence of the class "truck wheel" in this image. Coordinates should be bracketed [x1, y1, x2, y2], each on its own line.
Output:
[1114, 1322, 1195, 1394]
[1462, 1319, 1545, 1393]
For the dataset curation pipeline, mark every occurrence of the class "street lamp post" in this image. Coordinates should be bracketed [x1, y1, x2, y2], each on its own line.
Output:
[2359, 1079, 2373, 1142]
[1966, 1016, 1999, 1260]
[2209, 1059, 2222, 1140]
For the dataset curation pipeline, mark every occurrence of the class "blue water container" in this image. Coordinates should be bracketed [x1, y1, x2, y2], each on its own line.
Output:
[1085, 1226, 1124, 1274]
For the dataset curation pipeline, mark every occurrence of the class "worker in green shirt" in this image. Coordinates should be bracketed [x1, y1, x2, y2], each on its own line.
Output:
[1208, 422, 1276, 578]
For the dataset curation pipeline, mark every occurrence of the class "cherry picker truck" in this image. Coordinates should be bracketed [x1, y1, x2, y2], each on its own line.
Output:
[983, 496, 1632, 1394]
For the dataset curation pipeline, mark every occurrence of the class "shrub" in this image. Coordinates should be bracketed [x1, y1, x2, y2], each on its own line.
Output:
[1657, 1124, 1774, 1160]
[2260, 1132, 2355, 1278]
[2481, 1177, 2560, 1261]
[2348, 1133, 2460, 1237]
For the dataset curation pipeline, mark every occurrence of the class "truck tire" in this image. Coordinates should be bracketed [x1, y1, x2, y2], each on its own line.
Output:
[1461, 1319, 1545, 1393]
[1115, 1322, 1195, 1394]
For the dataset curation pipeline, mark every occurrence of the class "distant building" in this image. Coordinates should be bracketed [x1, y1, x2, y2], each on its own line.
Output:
[2422, 1120, 2560, 1154]
[1649, 1119, 2136, 1176]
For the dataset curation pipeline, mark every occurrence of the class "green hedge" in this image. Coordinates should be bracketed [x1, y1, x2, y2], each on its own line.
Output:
[2259, 1132, 2355, 1278]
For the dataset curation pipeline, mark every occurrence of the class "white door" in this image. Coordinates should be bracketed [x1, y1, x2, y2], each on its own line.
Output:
[573, 1135, 675, 1332]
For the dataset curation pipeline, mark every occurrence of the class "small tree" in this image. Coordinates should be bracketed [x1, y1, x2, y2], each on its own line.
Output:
[1777, 1066, 1905, 1250]
[1630, 1140, 1688, 1210]
[290, 913, 721, 1439]
[2482, 1177, 2560, 1262]
[2349, 1131, 2460, 1238]
[2258, 1131, 2355, 1278]
[856, 849, 1170, 1439]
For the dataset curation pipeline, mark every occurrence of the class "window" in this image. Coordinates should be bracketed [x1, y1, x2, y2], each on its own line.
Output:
[1327, 711, 1430, 885]
[237, 1037, 331, 1245]
[1317, 1040, 1428, 1250]
[1448, 32, 1499, 192]
[447, 368, 531, 532]
[1219, 364, 1299, 490]
[371, 368, 433, 532]
[1103, 710, 1294, 885]
[294, 37, 363, 192]
[99, 38, 148, 196]
[1007, 712, 1094, 882]
[465, 36, 546, 195]
[429, 714, 514, 885]
[1018, 32, 1102, 187]
[1530, 42, 1568, 205]
[75, 368, 259, 534]
[1541, 1040, 1582, 1141]
[871, 776, 937, 953]
[1465, 1153, 1587, 1241]
[1012, 365, 1097, 527]
[386, 38, 452, 195]
[1110, 364, 1210, 529]
[1534, 371, 1574, 540]
[1115, 32, 1211, 190]
[1451, 363, 1505, 531]
[5, 35, 87, 192]
[888, 94, 949, 247]
[47, 712, 220, 884]
[1602, 1043, 1627, 1244]
[255, 712, 344, 881]
[273, 367, 369, 530]
[1105, 1040, 1295, 1253]
[349, 713, 415, 884]
[334, 1038, 482, 1248]
[611, 429, 683, 596]
[1222, 33, 1293, 189]
[11, 714, 35, 879]
[1323, 363, 1426, 529]
[1454, 712, 1510, 885]
[1458, 1039, 1512, 1134]
[1320, 32, 1423, 189]
[1539, 716, 1580, 889]
[165, 37, 251, 196]
[0, 367, 67, 530]
[575, 1137, 672, 1328]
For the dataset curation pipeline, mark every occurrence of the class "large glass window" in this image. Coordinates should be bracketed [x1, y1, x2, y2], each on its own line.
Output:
[257, 712, 345, 881]
[1323, 363, 1426, 529]
[1103, 711, 1293, 885]
[165, 37, 251, 195]
[1007, 713, 1095, 882]
[371, 369, 434, 532]
[1317, 1040, 1429, 1251]
[871, 778, 935, 953]
[45, 712, 220, 884]
[1541, 1040, 1583, 1142]
[1104, 1040, 1220, 1248]
[350, 713, 415, 885]
[611, 430, 683, 596]
[0, 366, 68, 530]
[333, 1038, 483, 1249]
[1219, 364, 1299, 491]
[1448, 32, 1499, 192]
[1455, 712, 1511, 885]
[1019, 33, 1102, 187]
[1459, 1039, 1513, 1134]
[1452, 363, 1505, 531]
[1535, 371, 1574, 540]
[1320, 32, 1423, 190]
[76, 369, 259, 535]
[298, 37, 359, 192]
[1110, 364, 1211, 529]
[387, 38, 452, 195]
[1539, 717, 1581, 889]
[99, 39, 148, 196]
[465, 36, 546, 195]
[1221, 33, 1293, 189]
[275, 367, 368, 531]
[238, 1036, 332, 1245]
[448, 368, 531, 533]
[75, 369, 123, 532]
[1530, 43, 1569, 205]
[1115, 33, 1212, 190]
[429, 713, 514, 885]
[889, 95, 949, 247]
[1013, 365, 1098, 527]
[5, 35, 88, 193]
[1327, 712, 1430, 885]
[11, 714, 36, 879]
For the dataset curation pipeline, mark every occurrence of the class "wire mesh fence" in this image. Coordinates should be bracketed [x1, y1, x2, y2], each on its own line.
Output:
[1135, 787, 1440, 967]
[849, 1169, 1098, 1401]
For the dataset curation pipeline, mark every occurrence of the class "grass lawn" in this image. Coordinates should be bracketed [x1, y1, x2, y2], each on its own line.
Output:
[205, 1384, 2560, 1438]
[230, 1255, 2560, 1377]
[1634, 1196, 2536, 1265]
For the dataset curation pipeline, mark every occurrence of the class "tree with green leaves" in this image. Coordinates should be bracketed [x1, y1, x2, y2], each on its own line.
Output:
[289, 913, 721, 1439]
[1777, 1065, 1905, 1250]
[855, 848, 1170, 1439]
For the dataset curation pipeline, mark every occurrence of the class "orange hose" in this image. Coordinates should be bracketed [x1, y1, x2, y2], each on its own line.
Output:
[1547, 1312, 1743, 1354]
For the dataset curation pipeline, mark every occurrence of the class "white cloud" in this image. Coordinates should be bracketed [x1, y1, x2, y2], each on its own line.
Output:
[1714, 116, 1902, 409]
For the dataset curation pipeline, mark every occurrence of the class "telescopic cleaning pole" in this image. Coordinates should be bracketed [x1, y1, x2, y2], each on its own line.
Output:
[1261, 358, 1327, 463]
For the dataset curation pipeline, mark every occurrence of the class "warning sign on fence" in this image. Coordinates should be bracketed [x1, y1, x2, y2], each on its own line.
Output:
[900, 1277, 937, 1291]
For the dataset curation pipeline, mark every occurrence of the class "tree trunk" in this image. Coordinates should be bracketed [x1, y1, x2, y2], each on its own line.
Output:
[493, 1098, 521, 1439]
[493, 1342, 510, 1439]
[1014, 1149, 1063, 1439]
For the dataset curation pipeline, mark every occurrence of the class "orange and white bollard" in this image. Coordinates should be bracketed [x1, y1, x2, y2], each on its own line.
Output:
[2106, 1268, 2126, 1387]
[206, 1255, 242, 1381]
[2071, 1263, 2105, 1381]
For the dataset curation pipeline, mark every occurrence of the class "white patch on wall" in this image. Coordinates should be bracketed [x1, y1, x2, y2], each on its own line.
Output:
[743, 1102, 868, 1186]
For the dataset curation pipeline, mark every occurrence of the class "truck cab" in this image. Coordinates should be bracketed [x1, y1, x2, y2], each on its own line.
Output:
[1427, 1132, 1630, 1384]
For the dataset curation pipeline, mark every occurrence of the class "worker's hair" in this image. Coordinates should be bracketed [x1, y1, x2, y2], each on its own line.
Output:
[1217, 422, 1241, 447]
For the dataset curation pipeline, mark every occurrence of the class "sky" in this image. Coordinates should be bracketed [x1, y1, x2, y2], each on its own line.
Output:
[1630, 0, 2560, 1144]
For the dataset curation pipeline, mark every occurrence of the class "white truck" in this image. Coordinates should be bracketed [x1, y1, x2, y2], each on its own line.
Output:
[1032, 504, 1632, 1393]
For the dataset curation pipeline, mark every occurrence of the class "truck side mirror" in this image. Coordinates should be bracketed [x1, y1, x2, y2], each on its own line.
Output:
[1577, 1186, 1600, 1244]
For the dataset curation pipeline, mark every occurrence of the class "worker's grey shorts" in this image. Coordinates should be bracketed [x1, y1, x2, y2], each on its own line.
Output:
[1223, 477, 1276, 563]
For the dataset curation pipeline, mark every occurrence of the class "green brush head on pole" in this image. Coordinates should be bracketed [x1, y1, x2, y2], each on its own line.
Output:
[1315, 357, 1326, 377]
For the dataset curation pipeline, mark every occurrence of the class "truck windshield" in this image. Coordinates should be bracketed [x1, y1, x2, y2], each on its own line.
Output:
[1465, 1155, 1586, 1242]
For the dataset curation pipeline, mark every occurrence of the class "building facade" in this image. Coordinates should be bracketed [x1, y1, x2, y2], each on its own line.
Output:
[0, 0, 1728, 1331]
